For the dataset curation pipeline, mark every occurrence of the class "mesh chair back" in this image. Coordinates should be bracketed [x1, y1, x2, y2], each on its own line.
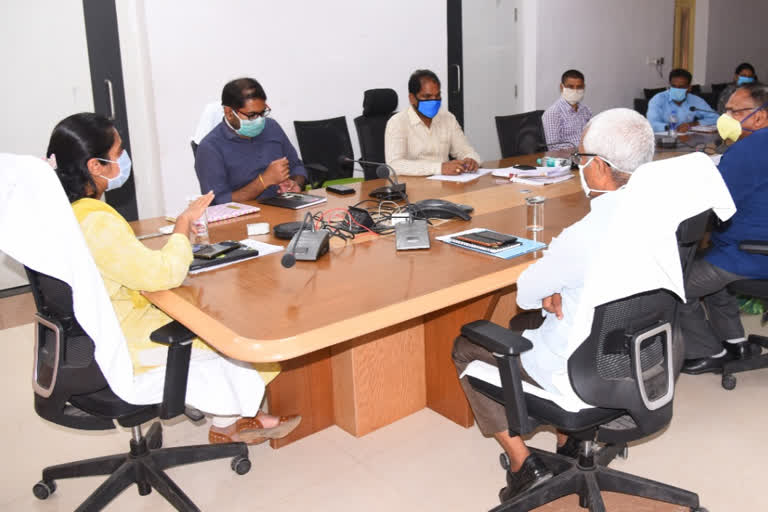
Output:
[354, 88, 398, 180]
[568, 289, 678, 435]
[495, 111, 546, 158]
[294, 116, 354, 182]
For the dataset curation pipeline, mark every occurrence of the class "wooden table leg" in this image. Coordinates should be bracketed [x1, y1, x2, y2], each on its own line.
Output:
[423, 286, 517, 427]
[266, 348, 334, 449]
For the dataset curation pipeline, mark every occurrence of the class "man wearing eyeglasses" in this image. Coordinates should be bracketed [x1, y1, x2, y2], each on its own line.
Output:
[195, 78, 307, 205]
[680, 83, 768, 374]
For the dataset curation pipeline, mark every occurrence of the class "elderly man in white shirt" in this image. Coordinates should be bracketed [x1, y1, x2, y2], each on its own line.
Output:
[384, 69, 482, 176]
[451, 108, 735, 504]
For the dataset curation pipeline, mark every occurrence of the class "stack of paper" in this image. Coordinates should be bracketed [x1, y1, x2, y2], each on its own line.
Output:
[427, 168, 493, 182]
[491, 165, 574, 186]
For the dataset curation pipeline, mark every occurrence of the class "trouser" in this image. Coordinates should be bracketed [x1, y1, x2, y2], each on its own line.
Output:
[679, 257, 747, 359]
[452, 312, 544, 437]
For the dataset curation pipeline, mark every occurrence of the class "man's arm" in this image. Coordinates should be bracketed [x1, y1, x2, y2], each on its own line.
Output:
[692, 96, 719, 125]
[384, 115, 442, 176]
[645, 94, 668, 132]
[516, 224, 589, 310]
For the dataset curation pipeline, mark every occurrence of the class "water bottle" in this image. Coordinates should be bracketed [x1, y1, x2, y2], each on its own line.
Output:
[668, 113, 678, 136]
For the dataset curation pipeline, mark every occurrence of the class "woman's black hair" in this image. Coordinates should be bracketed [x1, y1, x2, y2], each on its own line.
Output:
[46, 113, 116, 203]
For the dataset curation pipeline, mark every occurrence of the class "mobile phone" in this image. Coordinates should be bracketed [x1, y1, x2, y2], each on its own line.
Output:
[326, 184, 355, 195]
[193, 241, 240, 260]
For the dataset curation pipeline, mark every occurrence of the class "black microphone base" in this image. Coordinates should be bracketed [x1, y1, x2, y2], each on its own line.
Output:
[369, 183, 406, 201]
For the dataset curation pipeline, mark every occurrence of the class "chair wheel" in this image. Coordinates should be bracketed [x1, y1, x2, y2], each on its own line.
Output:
[231, 456, 251, 475]
[692, 507, 708, 512]
[33, 480, 56, 500]
[499, 452, 510, 470]
[721, 374, 736, 390]
[618, 446, 629, 460]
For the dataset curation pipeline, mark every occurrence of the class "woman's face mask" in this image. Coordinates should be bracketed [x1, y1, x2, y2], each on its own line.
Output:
[736, 75, 755, 86]
[96, 150, 132, 191]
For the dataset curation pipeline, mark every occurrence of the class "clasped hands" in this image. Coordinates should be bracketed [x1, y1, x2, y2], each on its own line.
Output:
[262, 157, 301, 193]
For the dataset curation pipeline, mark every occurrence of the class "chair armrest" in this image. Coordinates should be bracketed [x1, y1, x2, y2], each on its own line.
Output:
[739, 240, 768, 255]
[150, 320, 196, 420]
[305, 163, 328, 189]
[461, 320, 533, 355]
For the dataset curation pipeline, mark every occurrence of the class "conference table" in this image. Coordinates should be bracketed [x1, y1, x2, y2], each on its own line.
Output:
[133, 146, 700, 448]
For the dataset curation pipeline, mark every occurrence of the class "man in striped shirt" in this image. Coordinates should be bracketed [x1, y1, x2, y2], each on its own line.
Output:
[542, 70, 593, 150]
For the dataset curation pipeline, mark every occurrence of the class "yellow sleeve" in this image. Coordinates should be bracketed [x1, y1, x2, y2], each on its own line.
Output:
[80, 211, 193, 292]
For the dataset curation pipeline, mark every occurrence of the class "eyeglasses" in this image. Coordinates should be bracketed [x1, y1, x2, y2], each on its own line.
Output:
[570, 152, 597, 167]
[724, 107, 754, 116]
[235, 106, 271, 120]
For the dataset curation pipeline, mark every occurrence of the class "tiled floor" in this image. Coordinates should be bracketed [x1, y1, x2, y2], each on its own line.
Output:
[1, 311, 767, 511]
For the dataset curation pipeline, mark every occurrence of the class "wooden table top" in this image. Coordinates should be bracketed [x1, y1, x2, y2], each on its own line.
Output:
[132, 152, 590, 362]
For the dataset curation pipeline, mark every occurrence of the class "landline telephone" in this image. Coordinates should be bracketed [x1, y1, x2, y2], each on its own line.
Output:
[409, 199, 473, 221]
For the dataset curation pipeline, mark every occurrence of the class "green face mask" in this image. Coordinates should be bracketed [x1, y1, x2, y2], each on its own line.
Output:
[226, 110, 266, 137]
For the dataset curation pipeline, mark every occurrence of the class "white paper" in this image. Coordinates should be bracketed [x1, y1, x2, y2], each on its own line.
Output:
[426, 168, 493, 182]
[491, 165, 570, 179]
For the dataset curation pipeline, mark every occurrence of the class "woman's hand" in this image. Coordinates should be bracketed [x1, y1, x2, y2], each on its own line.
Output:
[174, 191, 214, 237]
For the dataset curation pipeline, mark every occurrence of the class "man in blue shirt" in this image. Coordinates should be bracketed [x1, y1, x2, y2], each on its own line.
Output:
[681, 83, 768, 374]
[646, 68, 719, 133]
[194, 78, 307, 205]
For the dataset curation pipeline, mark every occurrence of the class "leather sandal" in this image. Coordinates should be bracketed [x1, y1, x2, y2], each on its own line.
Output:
[236, 414, 302, 440]
[208, 428, 268, 445]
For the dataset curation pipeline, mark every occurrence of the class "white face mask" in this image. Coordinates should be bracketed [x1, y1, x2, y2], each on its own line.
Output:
[578, 156, 629, 198]
[562, 87, 585, 105]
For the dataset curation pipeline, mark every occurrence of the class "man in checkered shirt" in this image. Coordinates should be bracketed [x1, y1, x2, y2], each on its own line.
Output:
[541, 70, 593, 150]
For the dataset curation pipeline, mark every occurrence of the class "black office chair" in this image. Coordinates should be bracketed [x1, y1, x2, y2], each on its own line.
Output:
[26, 267, 250, 510]
[494, 111, 546, 158]
[459, 214, 710, 512]
[721, 240, 768, 390]
[353, 88, 398, 180]
[190, 140, 198, 159]
[293, 116, 357, 188]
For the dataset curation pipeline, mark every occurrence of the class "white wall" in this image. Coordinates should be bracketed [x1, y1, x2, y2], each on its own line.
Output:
[705, 0, 768, 84]
[462, 0, 522, 161]
[135, 0, 446, 215]
[534, 0, 674, 113]
[0, 1, 93, 289]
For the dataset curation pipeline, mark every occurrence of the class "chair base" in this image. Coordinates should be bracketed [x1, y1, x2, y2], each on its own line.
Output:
[34, 422, 250, 511]
[721, 335, 768, 390]
[490, 448, 701, 512]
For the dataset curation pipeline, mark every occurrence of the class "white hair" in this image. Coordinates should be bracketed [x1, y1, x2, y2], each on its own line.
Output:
[582, 108, 655, 173]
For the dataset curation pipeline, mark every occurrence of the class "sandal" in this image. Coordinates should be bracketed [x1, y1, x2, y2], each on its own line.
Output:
[236, 414, 302, 440]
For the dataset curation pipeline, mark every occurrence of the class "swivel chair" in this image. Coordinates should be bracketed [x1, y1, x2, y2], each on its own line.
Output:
[353, 88, 398, 180]
[293, 116, 362, 188]
[494, 111, 546, 158]
[26, 267, 251, 511]
[459, 213, 711, 512]
[721, 240, 768, 390]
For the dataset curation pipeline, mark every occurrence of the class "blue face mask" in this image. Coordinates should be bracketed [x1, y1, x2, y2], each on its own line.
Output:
[226, 110, 266, 137]
[416, 99, 441, 119]
[96, 150, 132, 191]
[669, 87, 688, 102]
[737, 75, 755, 86]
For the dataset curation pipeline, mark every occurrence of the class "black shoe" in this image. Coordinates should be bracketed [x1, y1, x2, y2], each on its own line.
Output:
[498, 453, 553, 503]
[681, 353, 734, 375]
[724, 341, 750, 360]
[556, 436, 581, 459]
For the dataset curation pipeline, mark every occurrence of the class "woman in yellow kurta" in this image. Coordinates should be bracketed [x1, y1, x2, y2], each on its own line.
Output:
[47, 113, 300, 444]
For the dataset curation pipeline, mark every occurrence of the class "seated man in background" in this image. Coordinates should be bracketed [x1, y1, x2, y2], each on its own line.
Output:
[646, 68, 719, 132]
[542, 69, 592, 150]
[681, 84, 768, 374]
[717, 62, 758, 114]
[453, 109, 657, 501]
[385, 69, 481, 176]
[194, 77, 307, 205]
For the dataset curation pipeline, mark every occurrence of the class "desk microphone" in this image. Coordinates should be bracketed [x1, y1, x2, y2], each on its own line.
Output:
[338, 156, 407, 201]
[281, 212, 330, 268]
[689, 105, 719, 115]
